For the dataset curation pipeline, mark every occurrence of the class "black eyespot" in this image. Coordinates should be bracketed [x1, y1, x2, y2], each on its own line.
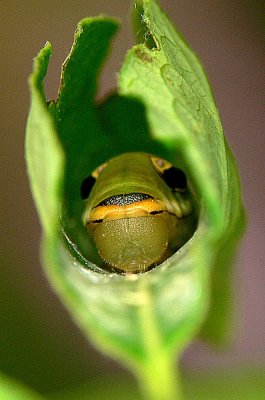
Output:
[80, 175, 96, 199]
[163, 167, 187, 191]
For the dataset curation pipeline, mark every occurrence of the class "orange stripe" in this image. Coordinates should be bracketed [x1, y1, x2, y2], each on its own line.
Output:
[90, 198, 167, 222]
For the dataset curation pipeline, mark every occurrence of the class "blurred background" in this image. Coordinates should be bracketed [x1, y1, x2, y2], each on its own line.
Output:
[0, 0, 264, 395]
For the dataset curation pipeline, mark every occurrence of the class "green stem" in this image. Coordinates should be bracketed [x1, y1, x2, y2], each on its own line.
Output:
[134, 281, 182, 400]
[137, 356, 181, 400]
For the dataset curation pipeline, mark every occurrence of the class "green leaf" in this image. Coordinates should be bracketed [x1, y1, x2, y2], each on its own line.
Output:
[120, 0, 246, 343]
[26, 42, 64, 236]
[25, 1, 245, 400]
[0, 373, 45, 400]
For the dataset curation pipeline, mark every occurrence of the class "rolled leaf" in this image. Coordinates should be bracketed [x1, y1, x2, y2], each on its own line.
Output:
[26, 1, 245, 399]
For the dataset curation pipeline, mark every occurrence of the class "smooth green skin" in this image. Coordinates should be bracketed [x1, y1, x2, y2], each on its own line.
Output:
[25, 1, 245, 399]
[84, 153, 190, 214]
[92, 215, 170, 272]
[83, 152, 196, 272]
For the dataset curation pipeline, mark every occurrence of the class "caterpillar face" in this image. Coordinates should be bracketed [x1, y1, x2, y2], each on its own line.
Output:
[81, 152, 196, 273]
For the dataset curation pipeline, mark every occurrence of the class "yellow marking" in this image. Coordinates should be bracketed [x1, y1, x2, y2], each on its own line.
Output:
[89, 198, 167, 222]
[150, 155, 173, 174]
[91, 162, 108, 179]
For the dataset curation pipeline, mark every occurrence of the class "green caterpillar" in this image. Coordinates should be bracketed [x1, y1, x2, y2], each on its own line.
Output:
[81, 152, 197, 273]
